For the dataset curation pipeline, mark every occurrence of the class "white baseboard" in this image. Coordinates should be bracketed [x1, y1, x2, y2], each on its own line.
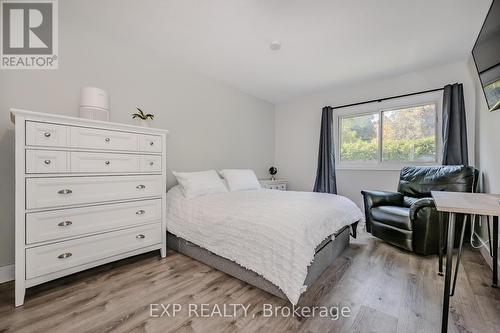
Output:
[0, 264, 14, 284]
[474, 233, 500, 273]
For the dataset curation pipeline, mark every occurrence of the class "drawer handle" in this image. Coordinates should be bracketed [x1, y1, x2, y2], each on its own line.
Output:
[44, 159, 51, 165]
[136, 184, 146, 189]
[58, 189, 73, 195]
[58, 221, 73, 227]
[149, 161, 154, 166]
[105, 137, 111, 142]
[136, 234, 146, 239]
[136, 210, 146, 215]
[58, 252, 72, 259]
[105, 160, 110, 165]
[44, 132, 51, 137]
[149, 141, 154, 146]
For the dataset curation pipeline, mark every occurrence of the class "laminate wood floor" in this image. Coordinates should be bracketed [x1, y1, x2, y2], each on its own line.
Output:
[0, 231, 499, 333]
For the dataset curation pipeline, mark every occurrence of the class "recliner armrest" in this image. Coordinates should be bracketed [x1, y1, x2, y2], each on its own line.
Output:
[409, 197, 435, 220]
[361, 190, 404, 208]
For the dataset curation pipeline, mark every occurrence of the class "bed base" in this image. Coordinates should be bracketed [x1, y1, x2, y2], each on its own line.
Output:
[167, 223, 356, 303]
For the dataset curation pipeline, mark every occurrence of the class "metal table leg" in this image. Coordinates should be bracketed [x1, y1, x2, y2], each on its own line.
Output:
[441, 212, 455, 333]
[438, 211, 444, 276]
[493, 216, 498, 288]
[487, 216, 493, 255]
[451, 215, 467, 296]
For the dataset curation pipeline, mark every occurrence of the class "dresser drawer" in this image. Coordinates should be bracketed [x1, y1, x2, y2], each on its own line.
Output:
[70, 152, 141, 173]
[26, 122, 68, 147]
[139, 135, 162, 153]
[26, 199, 162, 244]
[25, 224, 161, 279]
[26, 175, 163, 209]
[70, 126, 138, 151]
[260, 182, 287, 191]
[26, 150, 68, 174]
[276, 183, 287, 191]
[140, 155, 162, 172]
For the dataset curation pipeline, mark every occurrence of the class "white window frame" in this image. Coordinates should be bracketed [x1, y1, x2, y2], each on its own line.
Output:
[334, 90, 443, 171]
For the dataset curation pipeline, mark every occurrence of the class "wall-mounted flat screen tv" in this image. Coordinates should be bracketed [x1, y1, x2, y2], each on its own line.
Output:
[473, 0, 500, 112]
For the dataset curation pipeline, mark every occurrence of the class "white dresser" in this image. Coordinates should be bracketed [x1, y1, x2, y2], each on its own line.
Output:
[11, 109, 168, 306]
[259, 179, 288, 191]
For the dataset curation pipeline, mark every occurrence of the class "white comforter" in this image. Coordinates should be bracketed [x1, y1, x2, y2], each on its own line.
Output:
[166, 186, 364, 304]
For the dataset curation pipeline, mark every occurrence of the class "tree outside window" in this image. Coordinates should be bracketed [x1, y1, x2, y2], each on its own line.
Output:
[339, 103, 437, 164]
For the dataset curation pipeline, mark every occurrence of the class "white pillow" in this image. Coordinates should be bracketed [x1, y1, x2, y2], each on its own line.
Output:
[172, 170, 228, 199]
[219, 169, 261, 192]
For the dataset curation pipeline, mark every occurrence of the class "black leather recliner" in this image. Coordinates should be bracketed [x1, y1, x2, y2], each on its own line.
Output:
[361, 165, 478, 255]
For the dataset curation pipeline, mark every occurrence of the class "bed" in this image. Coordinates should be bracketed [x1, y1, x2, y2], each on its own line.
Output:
[165, 185, 364, 305]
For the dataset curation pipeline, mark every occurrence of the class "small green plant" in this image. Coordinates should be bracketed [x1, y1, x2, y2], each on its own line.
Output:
[132, 107, 154, 120]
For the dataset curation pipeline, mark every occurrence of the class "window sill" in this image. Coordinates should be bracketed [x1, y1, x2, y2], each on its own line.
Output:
[336, 163, 441, 171]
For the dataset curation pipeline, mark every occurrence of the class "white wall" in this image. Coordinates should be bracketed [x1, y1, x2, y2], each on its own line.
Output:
[469, 57, 500, 269]
[275, 61, 477, 208]
[0, 5, 274, 268]
[470, 57, 500, 194]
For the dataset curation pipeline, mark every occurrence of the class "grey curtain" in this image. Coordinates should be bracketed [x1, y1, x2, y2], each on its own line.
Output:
[442, 83, 468, 165]
[313, 106, 337, 194]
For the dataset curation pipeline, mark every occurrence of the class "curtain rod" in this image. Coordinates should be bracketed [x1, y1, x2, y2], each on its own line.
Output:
[328, 87, 445, 111]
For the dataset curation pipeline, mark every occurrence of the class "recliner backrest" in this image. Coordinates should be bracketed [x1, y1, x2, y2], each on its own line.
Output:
[397, 165, 477, 198]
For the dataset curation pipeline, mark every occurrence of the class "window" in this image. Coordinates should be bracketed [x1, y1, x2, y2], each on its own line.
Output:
[340, 113, 379, 162]
[382, 104, 437, 162]
[338, 101, 439, 168]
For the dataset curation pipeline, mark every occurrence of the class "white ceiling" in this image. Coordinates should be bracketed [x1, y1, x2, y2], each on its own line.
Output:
[67, 0, 492, 103]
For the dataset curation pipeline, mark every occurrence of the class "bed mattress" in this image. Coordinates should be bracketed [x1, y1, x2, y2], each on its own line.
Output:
[166, 186, 363, 304]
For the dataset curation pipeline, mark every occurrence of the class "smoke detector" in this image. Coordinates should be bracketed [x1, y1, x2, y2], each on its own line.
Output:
[270, 41, 281, 51]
